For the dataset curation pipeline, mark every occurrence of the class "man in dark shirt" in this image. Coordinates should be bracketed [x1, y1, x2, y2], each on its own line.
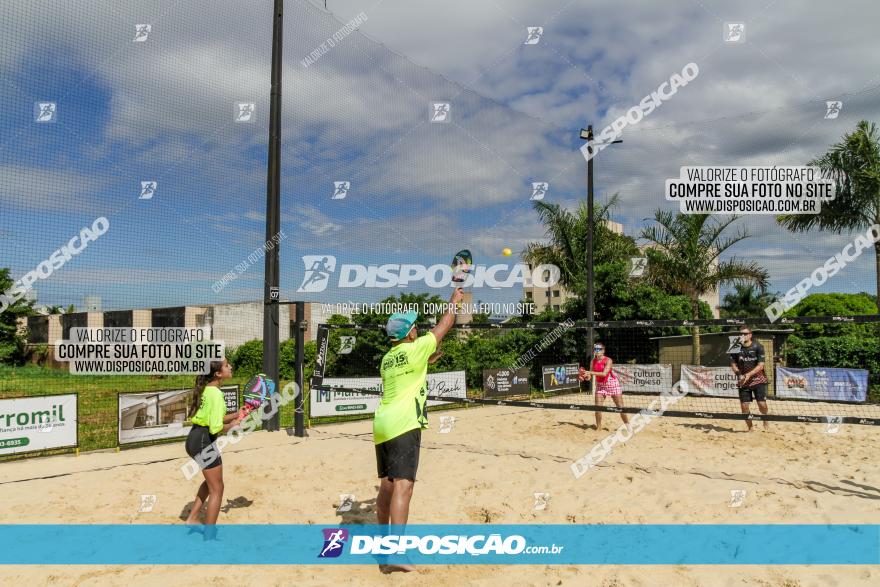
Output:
[729, 326, 770, 431]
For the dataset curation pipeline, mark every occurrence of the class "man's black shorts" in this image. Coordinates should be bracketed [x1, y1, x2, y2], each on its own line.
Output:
[375, 428, 421, 481]
[738, 384, 768, 403]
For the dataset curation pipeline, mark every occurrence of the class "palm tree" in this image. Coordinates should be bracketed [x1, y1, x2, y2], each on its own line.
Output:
[720, 284, 777, 318]
[522, 194, 637, 292]
[640, 212, 769, 362]
[777, 120, 880, 307]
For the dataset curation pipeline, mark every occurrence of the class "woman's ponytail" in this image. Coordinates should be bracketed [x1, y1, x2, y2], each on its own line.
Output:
[189, 373, 210, 417]
[189, 360, 226, 417]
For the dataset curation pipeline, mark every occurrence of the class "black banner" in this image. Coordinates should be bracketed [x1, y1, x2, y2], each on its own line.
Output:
[541, 364, 581, 393]
[222, 385, 239, 414]
[311, 326, 330, 390]
[483, 367, 530, 398]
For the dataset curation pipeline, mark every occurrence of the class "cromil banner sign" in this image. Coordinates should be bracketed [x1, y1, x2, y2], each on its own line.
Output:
[118, 384, 239, 445]
[775, 367, 868, 402]
[680, 365, 740, 397]
[541, 364, 580, 393]
[0, 393, 78, 455]
[311, 371, 467, 417]
[614, 364, 673, 392]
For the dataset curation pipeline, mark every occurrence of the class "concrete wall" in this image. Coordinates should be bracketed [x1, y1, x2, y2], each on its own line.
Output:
[211, 301, 291, 349]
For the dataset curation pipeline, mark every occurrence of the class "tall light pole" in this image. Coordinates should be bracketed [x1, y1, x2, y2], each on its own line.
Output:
[262, 0, 284, 432]
[579, 125, 621, 349]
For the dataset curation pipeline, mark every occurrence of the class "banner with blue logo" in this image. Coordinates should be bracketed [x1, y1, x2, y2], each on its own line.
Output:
[776, 367, 868, 402]
[0, 524, 877, 565]
[541, 364, 580, 392]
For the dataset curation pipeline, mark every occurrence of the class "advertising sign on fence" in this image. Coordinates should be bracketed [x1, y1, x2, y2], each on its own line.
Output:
[776, 367, 868, 402]
[680, 365, 740, 397]
[311, 371, 467, 417]
[118, 384, 239, 445]
[541, 364, 581, 393]
[614, 364, 673, 393]
[483, 367, 530, 398]
[0, 393, 78, 455]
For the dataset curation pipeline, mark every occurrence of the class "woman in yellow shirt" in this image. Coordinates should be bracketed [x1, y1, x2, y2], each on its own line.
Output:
[184, 358, 240, 526]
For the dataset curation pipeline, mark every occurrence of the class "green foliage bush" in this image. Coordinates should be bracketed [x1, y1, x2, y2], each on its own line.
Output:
[229, 339, 263, 378]
[781, 293, 878, 338]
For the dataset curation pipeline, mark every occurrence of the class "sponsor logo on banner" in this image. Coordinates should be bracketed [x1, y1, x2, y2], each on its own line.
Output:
[541, 364, 580, 393]
[775, 366, 867, 402]
[483, 368, 530, 398]
[613, 364, 673, 392]
[679, 365, 740, 397]
[0, 394, 78, 454]
[311, 371, 466, 417]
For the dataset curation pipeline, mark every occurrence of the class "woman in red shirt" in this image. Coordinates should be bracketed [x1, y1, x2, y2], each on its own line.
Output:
[580, 342, 629, 430]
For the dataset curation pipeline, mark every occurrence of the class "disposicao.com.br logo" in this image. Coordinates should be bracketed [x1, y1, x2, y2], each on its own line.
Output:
[297, 255, 560, 292]
[317, 528, 564, 558]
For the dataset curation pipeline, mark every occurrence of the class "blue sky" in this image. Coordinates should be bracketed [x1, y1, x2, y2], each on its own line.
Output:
[1, 0, 879, 313]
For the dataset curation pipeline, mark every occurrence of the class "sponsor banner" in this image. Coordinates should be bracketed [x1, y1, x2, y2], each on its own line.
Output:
[0, 394, 77, 454]
[118, 384, 239, 445]
[310, 371, 466, 418]
[541, 364, 580, 393]
[223, 387, 239, 413]
[483, 367, 530, 398]
[614, 364, 673, 392]
[680, 365, 740, 397]
[311, 326, 330, 386]
[776, 367, 868, 402]
[0, 524, 876, 565]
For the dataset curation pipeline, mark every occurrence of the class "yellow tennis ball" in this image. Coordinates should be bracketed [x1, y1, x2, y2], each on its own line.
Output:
[502, 247, 512, 256]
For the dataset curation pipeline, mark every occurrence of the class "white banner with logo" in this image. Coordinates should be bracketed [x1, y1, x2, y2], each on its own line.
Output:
[0, 394, 78, 455]
[680, 365, 740, 397]
[118, 384, 238, 445]
[311, 371, 467, 417]
[613, 364, 673, 392]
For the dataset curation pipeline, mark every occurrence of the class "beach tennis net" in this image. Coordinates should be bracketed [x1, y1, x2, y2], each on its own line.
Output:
[310, 315, 880, 426]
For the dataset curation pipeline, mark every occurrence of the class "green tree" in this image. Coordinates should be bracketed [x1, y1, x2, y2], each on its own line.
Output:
[720, 284, 777, 318]
[521, 195, 713, 362]
[778, 292, 877, 338]
[640, 212, 769, 362]
[777, 121, 880, 307]
[0, 268, 35, 364]
[522, 194, 639, 293]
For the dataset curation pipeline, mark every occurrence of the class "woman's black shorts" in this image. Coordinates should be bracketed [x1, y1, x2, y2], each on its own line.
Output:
[185, 425, 222, 470]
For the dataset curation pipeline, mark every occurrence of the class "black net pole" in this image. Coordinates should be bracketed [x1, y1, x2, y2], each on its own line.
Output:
[294, 301, 306, 437]
[262, 0, 284, 432]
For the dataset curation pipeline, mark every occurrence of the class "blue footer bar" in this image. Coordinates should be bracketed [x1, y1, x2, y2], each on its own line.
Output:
[1, 524, 877, 565]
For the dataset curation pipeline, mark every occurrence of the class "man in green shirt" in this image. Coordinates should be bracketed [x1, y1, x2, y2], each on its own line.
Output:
[374, 288, 462, 567]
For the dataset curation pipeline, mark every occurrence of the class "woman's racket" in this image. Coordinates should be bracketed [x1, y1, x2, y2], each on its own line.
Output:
[238, 373, 276, 419]
[451, 249, 473, 284]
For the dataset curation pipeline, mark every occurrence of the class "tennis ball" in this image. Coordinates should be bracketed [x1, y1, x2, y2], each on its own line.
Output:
[502, 247, 512, 256]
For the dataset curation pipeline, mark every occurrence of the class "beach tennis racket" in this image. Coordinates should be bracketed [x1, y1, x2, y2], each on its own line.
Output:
[238, 373, 276, 419]
[451, 249, 473, 284]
